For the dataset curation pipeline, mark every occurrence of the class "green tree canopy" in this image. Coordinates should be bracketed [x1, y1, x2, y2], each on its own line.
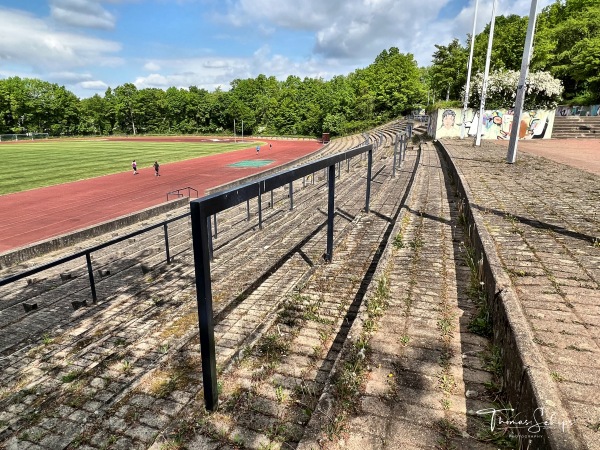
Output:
[429, 39, 468, 102]
[535, 0, 600, 101]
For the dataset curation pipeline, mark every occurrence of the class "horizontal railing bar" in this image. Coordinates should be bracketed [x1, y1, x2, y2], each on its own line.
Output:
[0, 211, 190, 287]
[193, 143, 374, 216]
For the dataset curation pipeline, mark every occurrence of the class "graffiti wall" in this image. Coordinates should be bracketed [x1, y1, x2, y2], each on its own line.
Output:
[429, 108, 555, 140]
[555, 105, 600, 117]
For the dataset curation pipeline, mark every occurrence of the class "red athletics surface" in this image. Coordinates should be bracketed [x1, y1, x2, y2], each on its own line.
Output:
[0, 139, 322, 253]
[493, 138, 600, 175]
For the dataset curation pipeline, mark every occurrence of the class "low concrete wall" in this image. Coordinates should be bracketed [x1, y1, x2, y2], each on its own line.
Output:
[437, 141, 582, 450]
[0, 197, 190, 270]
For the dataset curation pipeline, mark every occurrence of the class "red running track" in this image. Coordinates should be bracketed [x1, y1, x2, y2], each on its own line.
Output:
[0, 139, 322, 253]
[493, 138, 600, 175]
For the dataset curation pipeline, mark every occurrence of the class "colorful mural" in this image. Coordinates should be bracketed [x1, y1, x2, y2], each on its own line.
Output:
[429, 108, 555, 140]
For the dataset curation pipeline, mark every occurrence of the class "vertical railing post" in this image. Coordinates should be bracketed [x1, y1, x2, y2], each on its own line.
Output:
[85, 252, 97, 304]
[163, 223, 171, 264]
[207, 217, 214, 261]
[258, 183, 263, 230]
[190, 202, 218, 412]
[270, 190, 274, 208]
[246, 199, 251, 221]
[213, 214, 218, 239]
[392, 134, 398, 178]
[325, 164, 336, 262]
[347, 157, 350, 173]
[289, 182, 294, 210]
[365, 147, 373, 213]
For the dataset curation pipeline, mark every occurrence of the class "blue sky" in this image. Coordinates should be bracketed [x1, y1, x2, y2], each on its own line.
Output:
[0, 0, 553, 98]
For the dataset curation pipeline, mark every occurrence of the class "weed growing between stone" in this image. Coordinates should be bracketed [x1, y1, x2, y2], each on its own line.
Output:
[323, 271, 390, 440]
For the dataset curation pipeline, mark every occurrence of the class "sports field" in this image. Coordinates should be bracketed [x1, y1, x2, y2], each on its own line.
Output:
[1, 138, 262, 195]
[0, 137, 322, 252]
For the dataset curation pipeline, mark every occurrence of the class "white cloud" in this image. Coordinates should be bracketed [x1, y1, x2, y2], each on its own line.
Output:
[79, 80, 109, 90]
[144, 62, 161, 71]
[0, 7, 122, 70]
[50, 0, 116, 29]
[47, 71, 94, 82]
[221, 0, 340, 30]
[219, 0, 557, 67]
[219, 0, 448, 64]
[134, 47, 346, 92]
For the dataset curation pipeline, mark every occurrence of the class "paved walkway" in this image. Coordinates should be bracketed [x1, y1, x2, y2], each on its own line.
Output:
[494, 138, 600, 175]
[299, 142, 500, 449]
[439, 139, 599, 449]
[298, 138, 598, 450]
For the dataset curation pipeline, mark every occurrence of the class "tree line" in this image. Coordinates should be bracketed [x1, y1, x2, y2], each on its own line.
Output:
[0, 49, 422, 137]
[427, 0, 600, 106]
[1, 0, 597, 137]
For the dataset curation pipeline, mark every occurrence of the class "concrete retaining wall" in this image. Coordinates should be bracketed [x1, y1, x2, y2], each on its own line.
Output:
[437, 141, 582, 450]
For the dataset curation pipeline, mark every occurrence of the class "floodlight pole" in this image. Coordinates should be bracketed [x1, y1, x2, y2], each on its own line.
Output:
[461, 0, 479, 139]
[507, 0, 539, 164]
[234, 119, 236, 142]
[475, 0, 497, 146]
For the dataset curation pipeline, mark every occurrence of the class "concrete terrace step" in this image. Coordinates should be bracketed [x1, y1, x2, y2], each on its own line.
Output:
[298, 142, 499, 450]
[552, 116, 600, 139]
[0, 124, 419, 449]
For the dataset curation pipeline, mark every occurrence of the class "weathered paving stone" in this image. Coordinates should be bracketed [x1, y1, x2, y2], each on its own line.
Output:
[441, 139, 600, 449]
[0, 129, 522, 449]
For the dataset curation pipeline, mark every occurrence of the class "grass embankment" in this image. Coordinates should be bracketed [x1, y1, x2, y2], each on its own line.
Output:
[0, 139, 260, 195]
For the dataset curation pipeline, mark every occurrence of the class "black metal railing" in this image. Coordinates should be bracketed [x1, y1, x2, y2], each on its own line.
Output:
[167, 186, 198, 201]
[0, 212, 190, 305]
[190, 141, 378, 411]
[0, 125, 411, 413]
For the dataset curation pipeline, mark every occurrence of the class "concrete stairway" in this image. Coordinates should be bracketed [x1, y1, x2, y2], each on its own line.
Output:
[552, 116, 600, 139]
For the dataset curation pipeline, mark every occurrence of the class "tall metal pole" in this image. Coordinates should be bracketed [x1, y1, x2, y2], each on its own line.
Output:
[475, 0, 497, 147]
[241, 120, 244, 142]
[461, 0, 479, 139]
[507, 0, 539, 163]
[233, 119, 236, 143]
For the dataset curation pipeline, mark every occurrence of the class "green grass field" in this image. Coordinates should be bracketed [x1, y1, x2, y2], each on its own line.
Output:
[0, 139, 261, 195]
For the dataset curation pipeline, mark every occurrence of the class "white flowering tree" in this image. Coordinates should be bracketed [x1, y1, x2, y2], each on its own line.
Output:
[467, 69, 563, 110]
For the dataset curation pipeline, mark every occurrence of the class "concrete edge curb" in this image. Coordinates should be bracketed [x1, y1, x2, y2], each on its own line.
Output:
[436, 140, 584, 450]
[0, 197, 190, 270]
[296, 143, 423, 450]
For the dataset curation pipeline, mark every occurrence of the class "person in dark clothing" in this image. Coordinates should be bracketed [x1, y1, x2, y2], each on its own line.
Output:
[153, 161, 160, 176]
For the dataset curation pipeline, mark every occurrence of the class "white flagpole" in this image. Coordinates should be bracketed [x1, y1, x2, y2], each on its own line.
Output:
[507, 0, 539, 163]
[461, 0, 479, 139]
[475, 0, 497, 146]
